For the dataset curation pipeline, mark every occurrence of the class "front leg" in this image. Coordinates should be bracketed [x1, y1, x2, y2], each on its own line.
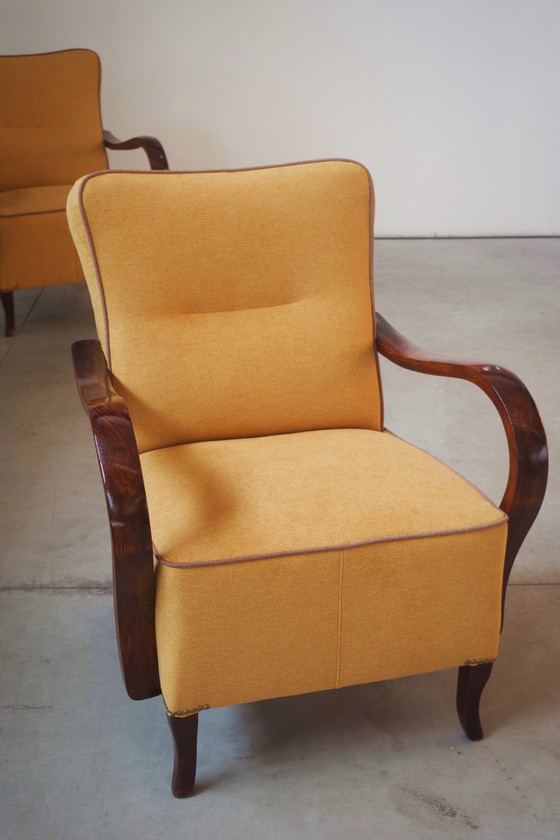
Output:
[456, 662, 494, 740]
[167, 713, 199, 797]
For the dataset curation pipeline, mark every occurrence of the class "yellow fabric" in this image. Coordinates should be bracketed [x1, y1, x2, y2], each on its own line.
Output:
[66, 162, 381, 450]
[67, 161, 508, 719]
[142, 429, 507, 714]
[0, 184, 70, 217]
[338, 530, 505, 689]
[0, 50, 106, 292]
[142, 429, 505, 565]
[156, 550, 342, 714]
[0, 50, 107, 192]
[0, 201, 84, 291]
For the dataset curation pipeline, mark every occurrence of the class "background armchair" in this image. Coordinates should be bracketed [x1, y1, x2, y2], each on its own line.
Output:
[0, 48, 168, 336]
[68, 161, 547, 798]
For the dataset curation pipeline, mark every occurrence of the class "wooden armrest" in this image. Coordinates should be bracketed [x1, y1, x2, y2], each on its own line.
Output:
[375, 312, 548, 594]
[103, 129, 169, 170]
[72, 339, 160, 700]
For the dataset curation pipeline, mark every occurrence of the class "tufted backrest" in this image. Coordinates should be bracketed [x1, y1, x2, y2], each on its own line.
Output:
[67, 161, 383, 452]
[0, 49, 107, 192]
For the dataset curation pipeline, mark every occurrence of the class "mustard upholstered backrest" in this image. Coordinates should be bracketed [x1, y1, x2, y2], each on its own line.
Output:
[67, 161, 382, 452]
[0, 49, 107, 192]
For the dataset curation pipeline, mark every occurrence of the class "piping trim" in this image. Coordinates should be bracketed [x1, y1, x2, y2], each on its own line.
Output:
[77, 173, 112, 366]
[0, 207, 66, 219]
[0, 47, 101, 60]
[153, 514, 508, 570]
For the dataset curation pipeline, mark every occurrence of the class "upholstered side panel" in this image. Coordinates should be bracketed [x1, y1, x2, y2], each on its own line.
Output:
[0, 208, 84, 291]
[338, 526, 507, 689]
[156, 523, 506, 715]
[67, 162, 381, 451]
[155, 551, 342, 714]
[0, 49, 107, 192]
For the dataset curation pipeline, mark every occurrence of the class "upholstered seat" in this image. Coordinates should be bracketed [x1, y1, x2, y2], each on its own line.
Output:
[143, 428, 507, 714]
[0, 185, 70, 216]
[69, 160, 547, 797]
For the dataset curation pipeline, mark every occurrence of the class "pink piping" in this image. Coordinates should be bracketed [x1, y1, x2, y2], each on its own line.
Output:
[153, 514, 507, 570]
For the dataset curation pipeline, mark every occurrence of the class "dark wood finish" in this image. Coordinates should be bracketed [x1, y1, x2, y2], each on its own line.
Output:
[375, 312, 548, 738]
[1, 291, 15, 337]
[456, 662, 493, 740]
[71, 339, 160, 700]
[168, 713, 199, 798]
[103, 129, 169, 171]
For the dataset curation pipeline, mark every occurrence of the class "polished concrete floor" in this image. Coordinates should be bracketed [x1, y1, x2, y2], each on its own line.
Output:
[1, 238, 558, 839]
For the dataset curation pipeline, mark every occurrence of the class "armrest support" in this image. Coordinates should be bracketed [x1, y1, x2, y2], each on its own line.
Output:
[103, 129, 169, 170]
[375, 313, 548, 592]
[72, 339, 160, 700]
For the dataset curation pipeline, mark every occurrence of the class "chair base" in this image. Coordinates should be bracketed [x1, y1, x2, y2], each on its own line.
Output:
[456, 662, 493, 740]
[167, 712, 199, 797]
[164, 666, 493, 799]
[1, 291, 15, 337]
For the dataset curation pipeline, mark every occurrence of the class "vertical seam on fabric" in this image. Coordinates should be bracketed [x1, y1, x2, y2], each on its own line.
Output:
[336, 548, 344, 689]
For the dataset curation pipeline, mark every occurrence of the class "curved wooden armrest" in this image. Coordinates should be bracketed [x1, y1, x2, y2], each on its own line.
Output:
[72, 339, 160, 700]
[375, 313, 548, 594]
[103, 129, 169, 170]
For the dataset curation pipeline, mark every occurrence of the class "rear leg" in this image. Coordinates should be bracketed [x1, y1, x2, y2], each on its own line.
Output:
[1, 291, 15, 337]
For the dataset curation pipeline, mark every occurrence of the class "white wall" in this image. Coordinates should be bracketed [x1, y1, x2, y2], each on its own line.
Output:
[3, 0, 559, 236]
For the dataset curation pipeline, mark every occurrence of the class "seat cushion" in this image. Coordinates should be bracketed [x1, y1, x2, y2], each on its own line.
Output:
[0, 185, 84, 291]
[142, 429, 507, 715]
[0, 184, 71, 217]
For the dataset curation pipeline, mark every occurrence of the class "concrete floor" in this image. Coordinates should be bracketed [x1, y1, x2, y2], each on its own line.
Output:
[1, 238, 558, 839]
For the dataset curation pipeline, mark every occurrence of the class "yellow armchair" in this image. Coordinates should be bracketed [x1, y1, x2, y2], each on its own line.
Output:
[68, 161, 547, 797]
[0, 49, 168, 336]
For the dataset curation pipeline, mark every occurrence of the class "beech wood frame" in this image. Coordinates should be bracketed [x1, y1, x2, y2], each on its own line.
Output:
[102, 130, 169, 171]
[72, 313, 547, 796]
[72, 339, 159, 702]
